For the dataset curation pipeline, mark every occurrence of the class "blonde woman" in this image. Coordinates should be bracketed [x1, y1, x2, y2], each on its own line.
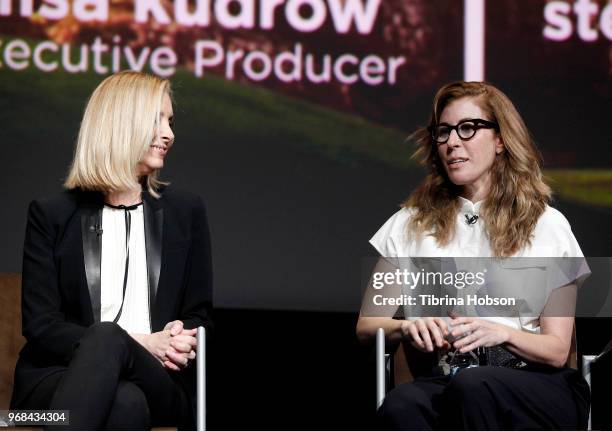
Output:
[11, 71, 213, 431]
[356, 81, 590, 430]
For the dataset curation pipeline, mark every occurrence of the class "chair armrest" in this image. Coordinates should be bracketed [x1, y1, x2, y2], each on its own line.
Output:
[376, 328, 386, 409]
[375, 327, 438, 410]
[375, 328, 395, 410]
[197, 326, 206, 431]
[583, 342, 612, 431]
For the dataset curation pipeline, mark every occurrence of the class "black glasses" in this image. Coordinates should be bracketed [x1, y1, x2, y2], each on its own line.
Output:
[428, 119, 499, 144]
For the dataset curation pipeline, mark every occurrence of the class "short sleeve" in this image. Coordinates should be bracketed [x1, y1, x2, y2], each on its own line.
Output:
[369, 208, 414, 258]
[532, 206, 585, 258]
[533, 207, 591, 288]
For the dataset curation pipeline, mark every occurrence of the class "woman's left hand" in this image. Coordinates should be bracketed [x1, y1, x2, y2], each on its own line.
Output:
[162, 320, 198, 371]
[449, 316, 511, 353]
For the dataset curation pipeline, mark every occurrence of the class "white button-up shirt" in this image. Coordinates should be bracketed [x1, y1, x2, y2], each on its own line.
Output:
[370, 197, 589, 332]
[100, 204, 151, 334]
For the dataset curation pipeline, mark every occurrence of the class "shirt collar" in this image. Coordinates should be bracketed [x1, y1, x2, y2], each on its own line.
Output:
[458, 196, 483, 214]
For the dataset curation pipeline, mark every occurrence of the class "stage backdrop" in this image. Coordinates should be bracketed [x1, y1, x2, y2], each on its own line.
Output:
[1, 0, 610, 312]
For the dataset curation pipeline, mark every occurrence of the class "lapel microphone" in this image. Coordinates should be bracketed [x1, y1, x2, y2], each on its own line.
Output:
[465, 214, 479, 225]
[89, 222, 103, 236]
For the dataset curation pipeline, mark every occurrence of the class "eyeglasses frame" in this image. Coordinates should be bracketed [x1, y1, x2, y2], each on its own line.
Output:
[427, 118, 500, 145]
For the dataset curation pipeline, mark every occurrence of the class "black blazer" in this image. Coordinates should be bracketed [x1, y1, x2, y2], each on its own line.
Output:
[11, 185, 213, 411]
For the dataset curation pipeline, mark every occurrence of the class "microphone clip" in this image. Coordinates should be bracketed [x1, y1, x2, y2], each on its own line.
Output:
[465, 214, 479, 225]
[89, 224, 103, 236]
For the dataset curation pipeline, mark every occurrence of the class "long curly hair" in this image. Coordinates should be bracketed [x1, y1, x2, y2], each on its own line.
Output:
[404, 81, 551, 257]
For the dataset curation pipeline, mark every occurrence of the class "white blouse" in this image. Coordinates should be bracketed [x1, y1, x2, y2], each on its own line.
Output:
[370, 197, 589, 332]
[371, 197, 585, 258]
[100, 204, 151, 334]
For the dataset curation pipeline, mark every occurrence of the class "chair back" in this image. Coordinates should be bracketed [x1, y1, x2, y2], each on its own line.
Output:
[0, 273, 25, 409]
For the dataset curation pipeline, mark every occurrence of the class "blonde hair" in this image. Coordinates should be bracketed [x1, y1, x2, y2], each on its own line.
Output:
[64, 71, 171, 198]
[405, 81, 551, 257]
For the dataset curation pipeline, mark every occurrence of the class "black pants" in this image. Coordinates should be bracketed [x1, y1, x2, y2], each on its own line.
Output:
[18, 322, 190, 431]
[378, 365, 590, 431]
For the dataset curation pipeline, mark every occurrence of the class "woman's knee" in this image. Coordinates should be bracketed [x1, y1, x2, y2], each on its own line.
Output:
[379, 384, 431, 422]
[446, 366, 498, 400]
[84, 321, 126, 340]
[104, 381, 150, 431]
[69, 322, 131, 365]
[79, 322, 128, 351]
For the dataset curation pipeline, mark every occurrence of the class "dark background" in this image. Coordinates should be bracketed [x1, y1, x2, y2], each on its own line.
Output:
[206, 311, 611, 430]
[1, 0, 611, 429]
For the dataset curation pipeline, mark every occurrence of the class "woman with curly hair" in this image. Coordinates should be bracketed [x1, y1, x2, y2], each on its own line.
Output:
[356, 81, 590, 430]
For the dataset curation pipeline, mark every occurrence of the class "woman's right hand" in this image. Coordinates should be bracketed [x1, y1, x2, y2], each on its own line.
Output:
[143, 330, 174, 365]
[162, 320, 197, 371]
[401, 317, 450, 352]
[165, 329, 197, 371]
[136, 330, 192, 371]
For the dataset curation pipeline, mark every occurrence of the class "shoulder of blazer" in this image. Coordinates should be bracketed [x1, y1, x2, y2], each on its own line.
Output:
[153, 185, 207, 213]
[32, 186, 206, 225]
[29, 189, 103, 226]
